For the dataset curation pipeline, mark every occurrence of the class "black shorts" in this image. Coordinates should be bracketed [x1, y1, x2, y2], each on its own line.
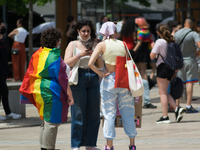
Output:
[157, 63, 175, 80]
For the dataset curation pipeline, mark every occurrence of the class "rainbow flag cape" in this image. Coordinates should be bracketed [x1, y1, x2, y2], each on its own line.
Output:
[19, 47, 69, 123]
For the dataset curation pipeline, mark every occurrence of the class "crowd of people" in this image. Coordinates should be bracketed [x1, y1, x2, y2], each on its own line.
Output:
[0, 15, 200, 150]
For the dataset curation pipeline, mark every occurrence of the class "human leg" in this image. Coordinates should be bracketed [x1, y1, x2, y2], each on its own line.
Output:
[142, 79, 157, 108]
[186, 82, 194, 106]
[0, 73, 11, 115]
[85, 72, 100, 147]
[117, 88, 137, 148]
[39, 120, 60, 150]
[157, 77, 171, 117]
[149, 62, 156, 80]
[70, 84, 87, 148]
[70, 70, 93, 148]
[137, 62, 148, 81]
[101, 73, 118, 149]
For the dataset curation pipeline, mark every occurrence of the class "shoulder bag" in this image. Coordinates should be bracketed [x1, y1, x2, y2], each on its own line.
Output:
[115, 41, 144, 97]
[69, 42, 80, 85]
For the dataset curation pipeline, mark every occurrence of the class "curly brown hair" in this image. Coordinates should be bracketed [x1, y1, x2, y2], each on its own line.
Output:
[40, 27, 62, 48]
[70, 19, 96, 40]
[157, 24, 175, 43]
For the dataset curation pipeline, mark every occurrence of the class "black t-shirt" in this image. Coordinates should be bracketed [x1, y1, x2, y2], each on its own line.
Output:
[66, 25, 76, 45]
[0, 38, 8, 75]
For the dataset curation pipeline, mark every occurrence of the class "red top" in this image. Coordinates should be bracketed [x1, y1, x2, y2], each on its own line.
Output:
[122, 36, 134, 50]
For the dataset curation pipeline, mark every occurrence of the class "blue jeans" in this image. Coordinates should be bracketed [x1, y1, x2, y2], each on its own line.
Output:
[101, 72, 137, 140]
[143, 79, 150, 105]
[70, 68, 100, 148]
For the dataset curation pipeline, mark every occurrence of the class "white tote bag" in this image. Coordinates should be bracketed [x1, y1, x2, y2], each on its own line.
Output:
[69, 42, 80, 85]
[123, 42, 144, 97]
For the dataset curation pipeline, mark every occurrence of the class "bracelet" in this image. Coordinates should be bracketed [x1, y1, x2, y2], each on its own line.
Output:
[76, 53, 81, 59]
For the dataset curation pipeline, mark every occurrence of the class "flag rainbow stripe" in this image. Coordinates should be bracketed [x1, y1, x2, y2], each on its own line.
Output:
[19, 47, 69, 123]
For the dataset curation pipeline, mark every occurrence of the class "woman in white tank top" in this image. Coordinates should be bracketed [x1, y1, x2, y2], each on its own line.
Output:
[8, 18, 27, 81]
[64, 19, 103, 150]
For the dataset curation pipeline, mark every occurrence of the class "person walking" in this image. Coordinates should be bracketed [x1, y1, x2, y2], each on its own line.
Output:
[88, 21, 137, 150]
[174, 17, 200, 113]
[150, 24, 185, 124]
[0, 18, 21, 121]
[19, 27, 74, 150]
[133, 17, 152, 81]
[8, 18, 28, 81]
[120, 19, 156, 109]
[64, 19, 103, 150]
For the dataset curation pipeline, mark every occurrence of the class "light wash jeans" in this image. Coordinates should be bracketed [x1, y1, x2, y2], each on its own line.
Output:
[100, 72, 137, 140]
[143, 79, 151, 105]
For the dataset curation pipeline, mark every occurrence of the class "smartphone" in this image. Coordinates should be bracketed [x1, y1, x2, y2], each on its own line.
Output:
[86, 43, 93, 50]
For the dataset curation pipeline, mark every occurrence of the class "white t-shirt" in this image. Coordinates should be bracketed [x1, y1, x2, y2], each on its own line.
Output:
[151, 39, 168, 66]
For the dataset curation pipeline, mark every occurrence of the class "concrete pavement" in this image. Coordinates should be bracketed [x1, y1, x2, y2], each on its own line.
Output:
[0, 83, 200, 150]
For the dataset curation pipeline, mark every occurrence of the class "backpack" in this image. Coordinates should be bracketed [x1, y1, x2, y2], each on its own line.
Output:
[157, 42, 183, 70]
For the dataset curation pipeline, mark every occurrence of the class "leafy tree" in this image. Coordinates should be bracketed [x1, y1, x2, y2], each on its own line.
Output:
[0, 0, 54, 16]
[132, 0, 163, 7]
[0, 0, 54, 62]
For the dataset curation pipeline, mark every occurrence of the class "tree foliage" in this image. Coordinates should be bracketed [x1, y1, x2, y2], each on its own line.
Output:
[132, 0, 163, 7]
[0, 0, 54, 16]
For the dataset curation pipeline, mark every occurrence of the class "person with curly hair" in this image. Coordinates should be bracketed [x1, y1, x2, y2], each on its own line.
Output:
[19, 27, 74, 150]
[150, 24, 185, 124]
[64, 19, 103, 150]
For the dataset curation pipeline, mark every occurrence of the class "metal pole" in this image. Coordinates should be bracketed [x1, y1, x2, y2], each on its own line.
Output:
[104, 0, 106, 16]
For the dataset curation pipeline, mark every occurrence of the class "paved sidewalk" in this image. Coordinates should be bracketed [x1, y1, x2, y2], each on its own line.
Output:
[0, 84, 200, 150]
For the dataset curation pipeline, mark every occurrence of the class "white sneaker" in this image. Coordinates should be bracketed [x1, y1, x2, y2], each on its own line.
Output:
[72, 148, 80, 150]
[6, 113, 21, 119]
[0, 115, 6, 121]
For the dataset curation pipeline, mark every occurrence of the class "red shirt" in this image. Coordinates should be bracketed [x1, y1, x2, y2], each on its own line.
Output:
[122, 36, 134, 50]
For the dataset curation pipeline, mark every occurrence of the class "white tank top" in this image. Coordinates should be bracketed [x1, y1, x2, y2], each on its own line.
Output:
[14, 27, 28, 43]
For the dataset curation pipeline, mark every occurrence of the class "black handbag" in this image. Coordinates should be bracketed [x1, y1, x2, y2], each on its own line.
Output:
[12, 49, 19, 55]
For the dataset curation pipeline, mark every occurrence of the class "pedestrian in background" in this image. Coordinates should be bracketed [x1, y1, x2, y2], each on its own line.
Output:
[0, 18, 21, 121]
[19, 27, 74, 150]
[120, 19, 156, 109]
[8, 18, 27, 81]
[150, 24, 185, 124]
[167, 20, 182, 112]
[96, 16, 108, 42]
[134, 17, 152, 81]
[174, 17, 200, 113]
[64, 19, 103, 150]
[66, 15, 76, 45]
[89, 21, 137, 150]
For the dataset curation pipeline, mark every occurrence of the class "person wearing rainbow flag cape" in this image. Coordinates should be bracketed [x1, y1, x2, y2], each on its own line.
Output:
[19, 27, 74, 150]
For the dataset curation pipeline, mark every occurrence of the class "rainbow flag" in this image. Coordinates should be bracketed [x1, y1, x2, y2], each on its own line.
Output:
[19, 47, 69, 123]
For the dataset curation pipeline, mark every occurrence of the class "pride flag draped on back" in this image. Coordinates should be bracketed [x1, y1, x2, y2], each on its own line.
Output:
[19, 47, 69, 123]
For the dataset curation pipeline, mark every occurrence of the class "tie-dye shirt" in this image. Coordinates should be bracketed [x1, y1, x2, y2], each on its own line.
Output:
[137, 28, 153, 50]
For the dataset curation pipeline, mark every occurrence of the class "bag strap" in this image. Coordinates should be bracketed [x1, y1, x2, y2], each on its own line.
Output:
[156, 53, 165, 62]
[122, 41, 134, 62]
[72, 41, 76, 56]
[179, 30, 192, 46]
